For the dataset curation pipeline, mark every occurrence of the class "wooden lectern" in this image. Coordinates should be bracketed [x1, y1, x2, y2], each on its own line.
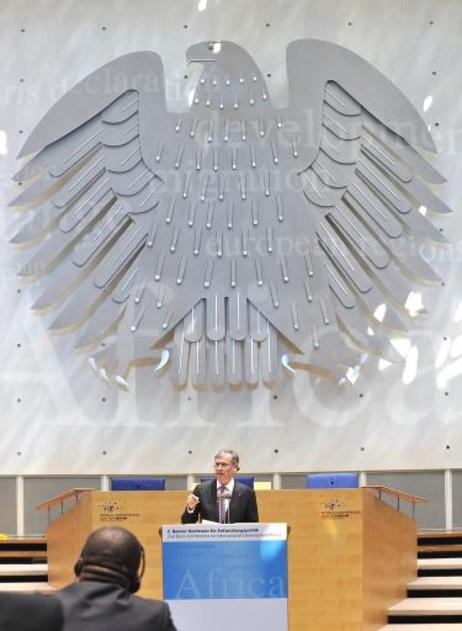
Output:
[38, 487, 422, 631]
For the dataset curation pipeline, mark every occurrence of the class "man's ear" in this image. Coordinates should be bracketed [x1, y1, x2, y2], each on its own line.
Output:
[74, 559, 83, 577]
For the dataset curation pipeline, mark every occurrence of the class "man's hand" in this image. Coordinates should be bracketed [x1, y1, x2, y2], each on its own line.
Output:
[186, 494, 200, 511]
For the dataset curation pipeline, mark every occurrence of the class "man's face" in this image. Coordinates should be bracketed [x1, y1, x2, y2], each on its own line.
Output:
[213, 453, 237, 486]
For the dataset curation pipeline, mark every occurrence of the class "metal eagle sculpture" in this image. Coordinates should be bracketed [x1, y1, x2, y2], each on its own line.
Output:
[11, 40, 449, 389]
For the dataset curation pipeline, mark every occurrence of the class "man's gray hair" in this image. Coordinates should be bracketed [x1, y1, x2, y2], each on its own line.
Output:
[214, 449, 240, 467]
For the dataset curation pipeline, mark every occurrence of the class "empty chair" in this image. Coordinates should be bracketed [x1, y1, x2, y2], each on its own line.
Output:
[110, 477, 166, 491]
[306, 473, 359, 489]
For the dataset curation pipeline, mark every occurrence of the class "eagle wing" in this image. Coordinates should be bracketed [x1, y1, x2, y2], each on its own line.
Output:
[280, 39, 449, 371]
[10, 52, 189, 384]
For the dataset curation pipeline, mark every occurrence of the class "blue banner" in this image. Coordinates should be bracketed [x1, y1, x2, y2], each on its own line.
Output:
[163, 539, 288, 600]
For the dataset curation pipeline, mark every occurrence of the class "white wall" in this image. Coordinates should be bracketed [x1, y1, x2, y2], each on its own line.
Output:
[0, 0, 461, 475]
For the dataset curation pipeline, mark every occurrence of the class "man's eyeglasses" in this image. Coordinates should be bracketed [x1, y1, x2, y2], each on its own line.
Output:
[213, 462, 232, 470]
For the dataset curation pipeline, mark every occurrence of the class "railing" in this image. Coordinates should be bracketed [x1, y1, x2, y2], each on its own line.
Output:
[364, 485, 427, 518]
[35, 488, 93, 524]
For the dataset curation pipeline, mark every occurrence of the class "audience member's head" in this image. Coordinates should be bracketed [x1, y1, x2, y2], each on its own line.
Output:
[0, 592, 63, 631]
[74, 527, 145, 593]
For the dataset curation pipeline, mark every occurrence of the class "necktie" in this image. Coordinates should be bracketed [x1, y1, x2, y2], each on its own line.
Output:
[217, 486, 231, 523]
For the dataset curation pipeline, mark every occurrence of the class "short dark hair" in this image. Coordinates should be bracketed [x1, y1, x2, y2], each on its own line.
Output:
[214, 449, 240, 467]
[80, 527, 142, 578]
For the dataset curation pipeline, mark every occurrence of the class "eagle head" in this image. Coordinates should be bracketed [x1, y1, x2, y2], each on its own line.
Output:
[186, 41, 262, 85]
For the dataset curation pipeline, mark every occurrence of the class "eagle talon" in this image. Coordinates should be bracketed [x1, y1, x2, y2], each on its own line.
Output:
[281, 354, 296, 375]
[98, 368, 109, 383]
[154, 348, 170, 373]
[89, 357, 111, 384]
[114, 374, 129, 389]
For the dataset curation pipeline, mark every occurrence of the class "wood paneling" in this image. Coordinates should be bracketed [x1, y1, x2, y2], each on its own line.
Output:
[260, 489, 364, 630]
[362, 490, 417, 631]
[47, 492, 93, 587]
[46, 488, 417, 631]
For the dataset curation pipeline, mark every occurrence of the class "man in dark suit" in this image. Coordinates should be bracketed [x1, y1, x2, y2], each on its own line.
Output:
[0, 592, 63, 631]
[181, 449, 259, 524]
[56, 527, 177, 631]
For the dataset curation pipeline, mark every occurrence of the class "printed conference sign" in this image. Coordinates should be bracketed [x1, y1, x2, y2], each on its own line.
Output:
[162, 523, 288, 631]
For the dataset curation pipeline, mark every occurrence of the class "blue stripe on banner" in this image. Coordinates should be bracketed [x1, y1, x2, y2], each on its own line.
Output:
[163, 540, 288, 600]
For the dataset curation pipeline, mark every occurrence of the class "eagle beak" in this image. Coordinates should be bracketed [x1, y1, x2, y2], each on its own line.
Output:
[186, 42, 221, 65]
[187, 57, 217, 66]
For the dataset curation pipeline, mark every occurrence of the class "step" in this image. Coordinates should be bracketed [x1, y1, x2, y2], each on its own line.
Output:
[0, 537, 47, 562]
[409, 577, 462, 590]
[0, 563, 48, 577]
[0, 582, 54, 593]
[419, 558, 462, 570]
[0, 537, 46, 545]
[389, 597, 462, 615]
[380, 625, 462, 630]
[419, 532, 462, 540]
[0, 550, 47, 559]
[419, 545, 462, 554]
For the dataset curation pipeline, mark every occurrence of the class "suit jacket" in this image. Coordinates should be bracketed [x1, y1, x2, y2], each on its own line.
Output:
[56, 581, 176, 631]
[0, 592, 63, 631]
[181, 479, 259, 524]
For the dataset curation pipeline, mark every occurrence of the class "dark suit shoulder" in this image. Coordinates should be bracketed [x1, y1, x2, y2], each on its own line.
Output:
[0, 592, 63, 631]
[234, 481, 253, 493]
[133, 597, 177, 630]
[58, 580, 127, 600]
[132, 594, 167, 612]
[58, 582, 177, 631]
